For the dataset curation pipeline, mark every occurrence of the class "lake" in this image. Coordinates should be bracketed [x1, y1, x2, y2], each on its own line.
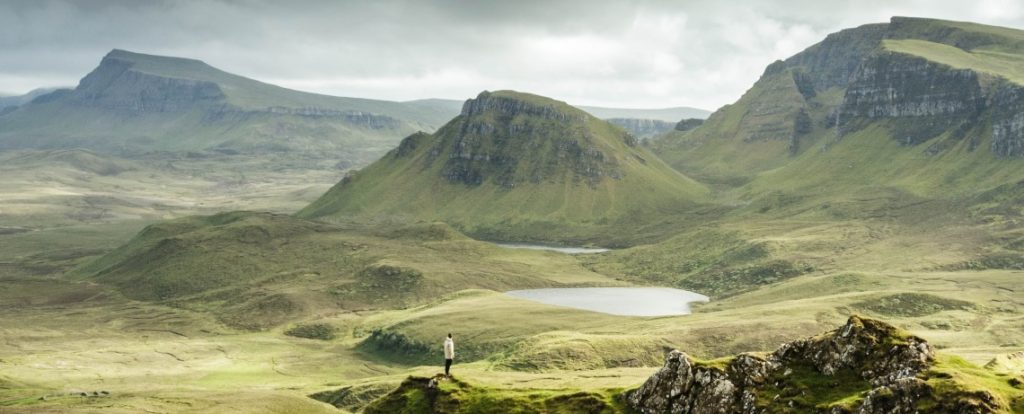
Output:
[494, 243, 609, 254]
[505, 287, 709, 316]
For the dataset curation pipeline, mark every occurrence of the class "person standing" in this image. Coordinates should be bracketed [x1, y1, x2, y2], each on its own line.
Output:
[443, 333, 454, 376]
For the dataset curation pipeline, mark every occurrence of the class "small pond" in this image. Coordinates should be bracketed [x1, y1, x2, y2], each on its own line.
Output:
[494, 243, 609, 254]
[505, 287, 709, 316]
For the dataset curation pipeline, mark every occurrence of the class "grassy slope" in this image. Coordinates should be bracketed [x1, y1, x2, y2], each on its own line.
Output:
[652, 17, 1024, 189]
[299, 90, 709, 244]
[726, 103, 1024, 202]
[0, 148, 343, 279]
[357, 290, 668, 369]
[0, 103, 415, 161]
[71, 211, 624, 330]
[884, 38, 1024, 85]
[360, 375, 628, 414]
[649, 66, 813, 186]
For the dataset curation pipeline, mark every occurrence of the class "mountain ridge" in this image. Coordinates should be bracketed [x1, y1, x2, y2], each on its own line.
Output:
[299, 90, 708, 244]
[651, 16, 1024, 194]
[0, 49, 455, 164]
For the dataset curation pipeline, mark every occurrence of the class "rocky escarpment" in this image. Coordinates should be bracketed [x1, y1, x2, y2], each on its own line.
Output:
[990, 82, 1024, 157]
[838, 52, 986, 145]
[627, 316, 1004, 413]
[206, 106, 404, 131]
[675, 118, 705, 132]
[68, 53, 406, 132]
[0, 48, 457, 161]
[655, 16, 1024, 182]
[71, 55, 226, 113]
[783, 23, 890, 91]
[837, 49, 1024, 157]
[459, 91, 587, 123]
[397, 91, 630, 188]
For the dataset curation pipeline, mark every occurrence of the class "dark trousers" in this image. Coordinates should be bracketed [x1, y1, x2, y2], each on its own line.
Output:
[444, 358, 453, 375]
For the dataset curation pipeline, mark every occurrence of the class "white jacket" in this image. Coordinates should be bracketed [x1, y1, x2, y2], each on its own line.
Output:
[444, 337, 454, 359]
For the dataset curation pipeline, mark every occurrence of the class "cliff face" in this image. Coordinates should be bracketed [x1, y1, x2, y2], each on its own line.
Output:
[838, 52, 985, 145]
[653, 17, 1024, 184]
[407, 91, 631, 188]
[71, 55, 226, 113]
[838, 51, 1024, 156]
[990, 83, 1024, 157]
[460, 92, 587, 122]
[69, 53, 406, 131]
[0, 49, 452, 160]
[627, 316, 1004, 413]
[783, 23, 890, 91]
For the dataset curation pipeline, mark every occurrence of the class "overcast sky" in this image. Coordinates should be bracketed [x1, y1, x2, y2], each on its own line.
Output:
[3, 0, 1024, 110]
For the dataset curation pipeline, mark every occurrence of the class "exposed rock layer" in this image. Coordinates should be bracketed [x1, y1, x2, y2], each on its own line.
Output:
[627, 316, 1002, 413]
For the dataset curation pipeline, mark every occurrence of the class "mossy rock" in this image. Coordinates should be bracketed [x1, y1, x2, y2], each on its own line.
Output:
[285, 323, 337, 340]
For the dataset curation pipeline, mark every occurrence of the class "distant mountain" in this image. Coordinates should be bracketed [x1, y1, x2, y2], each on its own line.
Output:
[0, 87, 66, 111]
[575, 105, 710, 122]
[652, 17, 1024, 195]
[605, 118, 676, 138]
[0, 50, 456, 165]
[299, 90, 708, 244]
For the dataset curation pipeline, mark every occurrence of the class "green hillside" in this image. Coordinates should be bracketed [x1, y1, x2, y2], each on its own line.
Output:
[298, 90, 709, 244]
[652, 17, 1024, 194]
[0, 50, 455, 164]
[71, 211, 620, 330]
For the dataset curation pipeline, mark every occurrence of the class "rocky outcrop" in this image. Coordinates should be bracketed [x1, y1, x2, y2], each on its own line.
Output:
[839, 52, 985, 145]
[426, 91, 624, 188]
[208, 106, 404, 130]
[991, 83, 1024, 157]
[627, 316, 1001, 413]
[71, 56, 226, 113]
[461, 91, 587, 123]
[837, 48, 1024, 156]
[784, 23, 890, 91]
[675, 118, 705, 132]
